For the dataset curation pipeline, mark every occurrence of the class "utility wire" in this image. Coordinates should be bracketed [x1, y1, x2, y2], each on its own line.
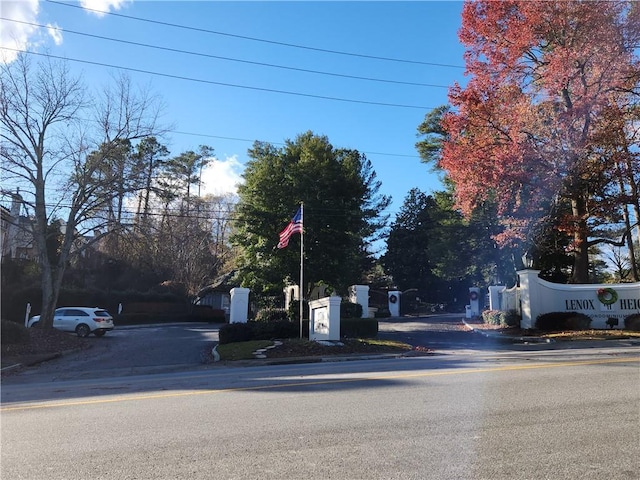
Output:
[0, 197, 404, 222]
[2, 48, 435, 110]
[170, 131, 421, 159]
[46, 0, 465, 69]
[3, 18, 450, 89]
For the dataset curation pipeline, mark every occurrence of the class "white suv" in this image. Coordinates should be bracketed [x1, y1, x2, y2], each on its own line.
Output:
[28, 307, 115, 337]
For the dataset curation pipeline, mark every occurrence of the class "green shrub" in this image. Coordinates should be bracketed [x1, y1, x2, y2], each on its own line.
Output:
[287, 299, 309, 322]
[565, 313, 592, 330]
[114, 313, 151, 325]
[340, 318, 378, 338]
[255, 308, 289, 323]
[1, 319, 30, 345]
[219, 323, 253, 344]
[536, 311, 592, 331]
[482, 310, 502, 325]
[340, 302, 363, 319]
[483, 309, 521, 327]
[190, 306, 226, 323]
[374, 307, 391, 318]
[126, 302, 186, 314]
[114, 313, 194, 325]
[250, 320, 298, 340]
[624, 314, 640, 331]
[502, 310, 521, 327]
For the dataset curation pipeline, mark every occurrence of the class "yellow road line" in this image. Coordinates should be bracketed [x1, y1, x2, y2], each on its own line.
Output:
[2, 356, 638, 412]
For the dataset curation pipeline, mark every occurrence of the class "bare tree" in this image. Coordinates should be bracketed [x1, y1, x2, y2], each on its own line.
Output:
[0, 53, 163, 330]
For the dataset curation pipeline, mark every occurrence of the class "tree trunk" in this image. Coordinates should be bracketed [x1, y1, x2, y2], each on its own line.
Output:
[570, 196, 590, 283]
[38, 259, 57, 329]
[615, 160, 639, 281]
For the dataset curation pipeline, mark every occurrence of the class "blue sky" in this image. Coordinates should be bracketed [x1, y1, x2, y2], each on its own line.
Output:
[2, 0, 468, 218]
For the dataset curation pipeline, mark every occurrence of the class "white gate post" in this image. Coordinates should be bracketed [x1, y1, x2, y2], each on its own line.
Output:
[349, 285, 370, 318]
[469, 287, 481, 317]
[229, 287, 250, 324]
[24, 303, 31, 327]
[388, 291, 401, 317]
[517, 270, 542, 330]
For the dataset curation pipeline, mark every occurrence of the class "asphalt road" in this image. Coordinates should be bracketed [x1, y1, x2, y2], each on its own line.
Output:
[2, 316, 639, 479]
[3, 322, 221, 381]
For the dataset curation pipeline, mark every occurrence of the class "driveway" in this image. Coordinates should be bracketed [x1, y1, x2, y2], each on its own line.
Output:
[4, 323, 222, 382]
[5, 315, 497, 382]
[379, 313, 508, 351]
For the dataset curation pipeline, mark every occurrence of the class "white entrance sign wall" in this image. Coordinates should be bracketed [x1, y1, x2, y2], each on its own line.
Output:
[349, 285, 370, 318]
[229, 287, 250, 324]
[516, 270, 640, 329]
[388, 291, 401, 317]
[309, 296, 341, 341]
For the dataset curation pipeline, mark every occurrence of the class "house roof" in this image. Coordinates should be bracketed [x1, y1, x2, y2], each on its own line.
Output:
[196, 270, 239, 296]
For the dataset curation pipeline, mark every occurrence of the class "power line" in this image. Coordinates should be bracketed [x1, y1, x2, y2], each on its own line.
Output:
[46, 0, 465, 69]
[2, 48, 435, 110]
[170, 131, 421, 159]
[0, 196, 404, 222]
[3, 18, 451, 89]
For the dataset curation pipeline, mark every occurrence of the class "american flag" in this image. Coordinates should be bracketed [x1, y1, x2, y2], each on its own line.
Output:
[277, 207, 303, 249]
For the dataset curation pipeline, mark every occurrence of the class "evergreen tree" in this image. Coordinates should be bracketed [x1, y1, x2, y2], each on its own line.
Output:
[232, 131, 390, 296]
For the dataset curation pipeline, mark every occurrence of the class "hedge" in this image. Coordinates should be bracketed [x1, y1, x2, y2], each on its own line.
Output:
[482, 309, 521, 327]
[535, 311, 592, 331]
[340, 318, 378, 338]
[624, 314, 640, 331]
[1, 287, 190, 324]
[340, 302, 363, 319]
[218, 317, 378, 345]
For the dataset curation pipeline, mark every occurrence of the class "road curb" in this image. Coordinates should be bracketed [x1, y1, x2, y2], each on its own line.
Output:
[1, 347, 85, 373]
[462, 319, 554, 344]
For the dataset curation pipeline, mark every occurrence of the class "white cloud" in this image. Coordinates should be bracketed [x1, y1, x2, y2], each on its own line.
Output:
[80, 0, 130, 17]
[46, 23, 63, 46]
[0, 0, 127, 64]
[200, 155, 244, 196]
[0, 0, 39, 64]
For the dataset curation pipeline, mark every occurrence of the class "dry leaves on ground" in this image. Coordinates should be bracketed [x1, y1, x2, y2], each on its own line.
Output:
[1, 328, 89, 357]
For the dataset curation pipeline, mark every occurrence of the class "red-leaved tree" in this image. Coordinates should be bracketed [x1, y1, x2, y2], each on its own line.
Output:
[441, 0, 639, 283]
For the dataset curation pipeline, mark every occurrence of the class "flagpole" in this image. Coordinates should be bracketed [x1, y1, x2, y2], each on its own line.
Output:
[299, 202, 304, 339]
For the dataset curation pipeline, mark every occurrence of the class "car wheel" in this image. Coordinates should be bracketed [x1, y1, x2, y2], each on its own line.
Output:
[30, 322, 39, 328]
[75, 324, 91, 338]
[94, 330, 106, 337]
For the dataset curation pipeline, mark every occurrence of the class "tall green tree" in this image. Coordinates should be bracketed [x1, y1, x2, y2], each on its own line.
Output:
[383, 189, 438, 294]
[384, 187, 517, 307]
[416, 107, 519, 290]
[232, 131, 390, 296]
[133, 136, 170, 224]
[159, 145, 214, 215]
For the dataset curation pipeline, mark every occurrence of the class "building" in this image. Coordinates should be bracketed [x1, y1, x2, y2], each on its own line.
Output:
[1, 191, 36, 261]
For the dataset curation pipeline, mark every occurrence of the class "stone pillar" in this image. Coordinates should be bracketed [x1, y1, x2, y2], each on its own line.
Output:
[388, 291, 401, 317]
[517, 270, 541, 330]
[349, 285, 370, 318]
[229, 287, 250, 324]
[488, 286, 505, 311]
[469, 287, 481, 317]
[309, 296, 341, 341]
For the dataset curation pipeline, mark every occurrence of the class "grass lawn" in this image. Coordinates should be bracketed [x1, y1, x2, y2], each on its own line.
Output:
[216, 338, 415, 361]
